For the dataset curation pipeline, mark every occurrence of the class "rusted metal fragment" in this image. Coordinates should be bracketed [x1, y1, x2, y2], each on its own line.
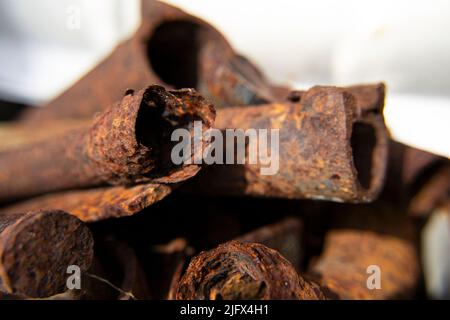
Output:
[284, 83, 386, 113]
[0, 210, 93, 298]
[283, 82, 386, 118]
[0, 121, 87, 152]
[176, 241, 325, 300]
[20, 1, 272, 123]
[344, 83, 386, 114]
[0, 86, 215, 203]
[189, 86, 388, 202]
[307, 201, 420, 300]
[310, 229, 419, 299]
[0, 183, 172, 222]
[383, 141, 449, 215]
[409, 165, 450, 217]
[198, 51, 275, 107]
[235, 217, 303, 271]
[388, 141, 447, 188]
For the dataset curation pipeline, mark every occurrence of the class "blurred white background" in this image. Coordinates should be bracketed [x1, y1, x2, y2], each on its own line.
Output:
[0, 0, 448, 158]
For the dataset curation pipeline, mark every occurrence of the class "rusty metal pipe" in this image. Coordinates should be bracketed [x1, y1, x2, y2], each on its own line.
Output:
[310, 229, 419, 299]
[0, 86, 215, 203]
[0, 210, 93, 298]
[0, 183, 172, 222]
[189, 86, 389, 203]
[20, 1, 274, 123]
[176, 241, 325, 300]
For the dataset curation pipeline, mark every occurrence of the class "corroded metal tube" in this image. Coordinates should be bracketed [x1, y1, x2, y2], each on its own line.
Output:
[0, 183, 172, 222]
[0, 86, 215, 203]
[189, 86, 389, 202]
[21, 1, 274, 123]
[0, 210, 93, 298]
[310, 229, 419, 299]
[176, 241, 325, 300]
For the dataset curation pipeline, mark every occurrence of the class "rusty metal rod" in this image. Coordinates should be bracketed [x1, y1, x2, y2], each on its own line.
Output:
[189, 85, 389, 202]
[0, 210, 93, 298]
[0, 85, 215, 203]
[0, 183, 172, 222]
[176, 240, 325, 300]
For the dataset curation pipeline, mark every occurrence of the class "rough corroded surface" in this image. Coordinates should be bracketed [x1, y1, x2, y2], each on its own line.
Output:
[236, 217, 303, 270]
[0, 121, 87, 152]
[198, 49, 275, 107]
[285, 82, 386, 112]
[190, 86, 388, 202]
[0, 183, 172, 222]
[0, 210, 93, 298]
[176, 241, 325, 300]
[310, 230, 419, 300]
[0, 85, 215, 202]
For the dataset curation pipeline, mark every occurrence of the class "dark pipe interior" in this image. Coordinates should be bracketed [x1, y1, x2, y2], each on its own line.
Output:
[135, 88, 202, 176]
[351, 123, 376, 189]
[147, 21, 201, 89]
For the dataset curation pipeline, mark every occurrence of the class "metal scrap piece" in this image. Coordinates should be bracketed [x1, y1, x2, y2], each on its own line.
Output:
[0, 210, 93, 298]
[176, 241, 325, 300]
[189, 86, 388, 202]
[0, 85, 215, 202]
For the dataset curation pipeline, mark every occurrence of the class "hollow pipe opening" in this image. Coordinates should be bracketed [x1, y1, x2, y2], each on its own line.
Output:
[147, 20, 202, 89]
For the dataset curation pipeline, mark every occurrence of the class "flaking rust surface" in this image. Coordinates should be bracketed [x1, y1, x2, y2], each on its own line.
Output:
[0, 85, 215, 202]
[0, 183, 173, 222]
[190, 86, 388, 202]
[176, 241, 325, 300]
[0, 210, 93, 298]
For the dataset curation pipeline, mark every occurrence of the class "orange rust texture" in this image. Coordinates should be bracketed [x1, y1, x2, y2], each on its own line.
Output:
[0, 210, 93, 298]
[310, 230, 419, 299]
[189, 85, 388, 203]
[285, 83, 385, 111]
[0, 121, 87, 152]
[0, 183, 172, 222]
[0, 85, 215, 203]
[306, 199, 420, 300]
[176, 241, 325, 300]
[20, 1, 273, 124]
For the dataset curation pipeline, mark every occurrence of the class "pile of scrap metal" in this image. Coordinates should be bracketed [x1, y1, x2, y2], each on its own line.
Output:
[0, 1, 448, 300]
